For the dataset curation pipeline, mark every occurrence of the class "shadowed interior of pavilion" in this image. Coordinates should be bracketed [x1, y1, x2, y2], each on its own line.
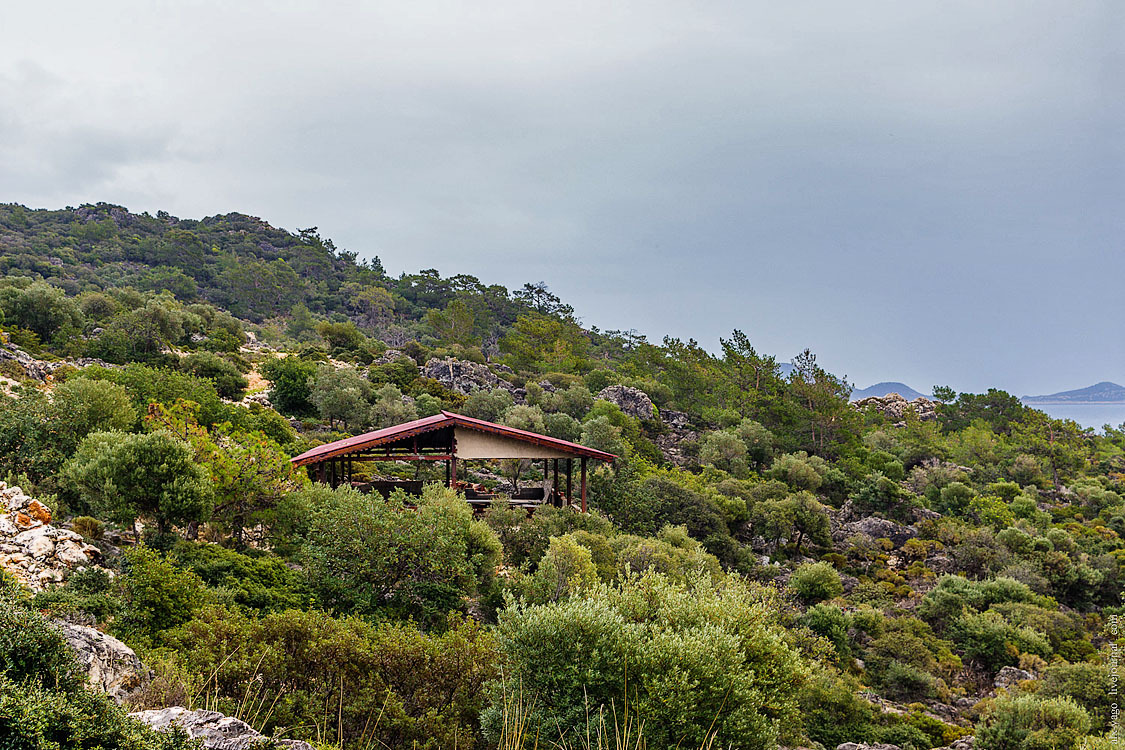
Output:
[290, 411, 616, 512]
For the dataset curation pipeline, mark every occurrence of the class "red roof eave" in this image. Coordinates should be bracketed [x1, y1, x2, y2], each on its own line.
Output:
[289, 410, 616, 467]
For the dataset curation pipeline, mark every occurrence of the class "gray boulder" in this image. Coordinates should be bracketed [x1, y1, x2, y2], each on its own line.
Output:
[130, 707, 314, 749]
[423, 357, 507, 395]
[837, 516, 916, 548]
[56, 622, 149, 703]
[994, 665, 1035, 690]
[596, 385, 655, 421]
[837, 743, 902, 750]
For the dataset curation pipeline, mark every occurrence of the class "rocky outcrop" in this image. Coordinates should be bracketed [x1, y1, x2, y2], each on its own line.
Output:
[0, 337, 60, 381]
[596, 385, 655, 421]
[56, 622, 149, 703]
[422, 357, 511, 395]
[836, 743, 902, 750]
[0, 482, 104, 590]
[853, 393, 937, 426]
[835, 516, 917, 548]
[993, 665, 1034, 690]
[130, 708, 314, 749]
[0, 334, 117, 385]
[654, 409, 703, 467]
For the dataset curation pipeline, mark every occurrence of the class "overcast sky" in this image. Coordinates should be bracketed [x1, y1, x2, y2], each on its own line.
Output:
[1, 1, 1121, 394]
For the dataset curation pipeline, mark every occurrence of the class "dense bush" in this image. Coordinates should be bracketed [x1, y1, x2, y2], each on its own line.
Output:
[485, 571, 808, 750]
[790, 561, 843, 603]
[304, 484, 501, 626]
[976, 693, 1092, 750]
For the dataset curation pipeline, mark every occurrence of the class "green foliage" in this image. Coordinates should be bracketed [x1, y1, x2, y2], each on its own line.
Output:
[0, 279, 83, 339]
[179, 351, 248, 400]
[304, 484, 501, 626]
[117, 546, 209, 640]
[790, 561, 844, 603]
[976, 693, 1092, 750]
[259, 355, 318, 417]
[152, 606, 497, 748]
[61, 429, 213, 534]
[168, 541, 310, 613]
[485, 571, 808, 750]
[78, 364, 229, 427]
[0, 600, 83, 692]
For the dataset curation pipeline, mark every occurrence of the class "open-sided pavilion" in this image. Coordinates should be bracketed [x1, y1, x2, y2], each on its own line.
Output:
[289, 411, 616, 511]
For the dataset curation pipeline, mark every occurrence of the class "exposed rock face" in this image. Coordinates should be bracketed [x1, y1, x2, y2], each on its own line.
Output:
[853, 393, 937, 426]
[596, 385, 655, 421]
[835, 516, 917, 548]
[0, 334, 118, 385]
[423, 357, 510, 395]
[655, 409, 703, 467]
[994, 665, 1035, 690]
[0, 482, 105, 591]
[836, 743, 903, 750]
[56, 622, 149, 703]
[0, 337, 60, 381]
[130, 708, 315, 750]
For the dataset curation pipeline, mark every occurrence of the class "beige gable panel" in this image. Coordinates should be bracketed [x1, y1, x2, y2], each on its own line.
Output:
[453, 426, 573, 459]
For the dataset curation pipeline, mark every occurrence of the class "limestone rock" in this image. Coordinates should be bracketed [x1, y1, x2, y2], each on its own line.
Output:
[596, 385, 655, 421]
[994, 665, 1035, 690]
[836, 516, 916, 548]
[422, 357, 509, 395]
[853, 393, 937, 426]
[0, 481, 108, 591]
[654, 409, 704, 467]
[837, 743, 902, 750]
[56, 622, 150, 703]
[130, 707, 315, 749]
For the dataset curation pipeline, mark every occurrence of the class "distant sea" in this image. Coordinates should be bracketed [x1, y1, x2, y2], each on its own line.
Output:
[1023, 402, 1125, 431]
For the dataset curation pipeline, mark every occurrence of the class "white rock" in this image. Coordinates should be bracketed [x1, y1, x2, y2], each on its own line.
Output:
[130, 707, 315, 749]
[25, 532, 55, 559]
[55, 622, 150, 703]
[55, 540, 90, 567]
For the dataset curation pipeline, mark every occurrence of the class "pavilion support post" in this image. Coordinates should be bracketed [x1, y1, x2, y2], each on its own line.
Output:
[450, 455, 458, 486]
[552, 459, 560, 507]
[566, 459, 573, 507]
[580, 457, 587, 513]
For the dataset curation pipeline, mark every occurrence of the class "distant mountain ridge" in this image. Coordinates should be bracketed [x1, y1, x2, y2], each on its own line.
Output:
[850, 382, 927, 401]
[1022, 382, 1125, 404]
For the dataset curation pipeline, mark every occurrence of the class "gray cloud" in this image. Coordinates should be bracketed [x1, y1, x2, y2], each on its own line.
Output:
[0, 1, 1121, 393]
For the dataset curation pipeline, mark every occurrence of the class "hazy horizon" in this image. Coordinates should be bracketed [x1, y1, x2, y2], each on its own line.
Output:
[2, 2, 1121, 395]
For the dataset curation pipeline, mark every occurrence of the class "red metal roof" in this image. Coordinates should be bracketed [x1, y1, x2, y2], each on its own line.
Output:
[290, 410, 617, 467]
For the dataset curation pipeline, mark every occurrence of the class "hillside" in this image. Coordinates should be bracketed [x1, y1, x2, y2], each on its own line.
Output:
[850, 381, 927, 401]
[1023, 381, 1125, 404]
[2, 202, 1125, 750]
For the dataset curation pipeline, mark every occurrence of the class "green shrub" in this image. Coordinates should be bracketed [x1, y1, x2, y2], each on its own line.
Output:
[71, 515, 105, 540]
[484, 571, 808, 750]
[168, 541, 310, 613]
[150, 606, 497, 748]
[117, 547, 209, 641]
[31, 567, 121, 625]
[0, 601, 82, 692]
[976, 693, 1091, 750]
[179, 351, 249, 400]
[304, 484, 501, 626]
[797, 668, 876, 748]
[0, 676, 195, 750]
[790, 561, 844, 603]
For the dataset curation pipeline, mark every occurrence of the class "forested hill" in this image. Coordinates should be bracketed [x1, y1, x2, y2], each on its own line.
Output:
[5, 201, 1125, 750]
[1, 202, 387, 321]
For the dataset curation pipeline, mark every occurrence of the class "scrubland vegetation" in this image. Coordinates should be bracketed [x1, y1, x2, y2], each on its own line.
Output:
[1, 203, 1124, 749]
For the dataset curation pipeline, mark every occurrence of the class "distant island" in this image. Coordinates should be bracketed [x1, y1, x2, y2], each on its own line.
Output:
[850, 381, 928, 401]
[1022, 381, 1125, 404]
